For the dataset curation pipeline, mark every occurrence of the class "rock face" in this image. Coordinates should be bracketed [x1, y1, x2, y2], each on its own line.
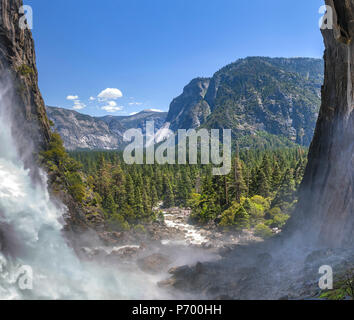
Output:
[166, 78, 211, 131]
[47, 107, 167, 150]
[0, 0, 51, 166]
[167, 57, 324, 146]
[290, 0, 354, 247]
[0, 1, 93, 231]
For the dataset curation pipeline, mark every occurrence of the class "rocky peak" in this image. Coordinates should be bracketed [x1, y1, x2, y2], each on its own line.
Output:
[166, 77, 211, 131]
[183, 77, 210, 98]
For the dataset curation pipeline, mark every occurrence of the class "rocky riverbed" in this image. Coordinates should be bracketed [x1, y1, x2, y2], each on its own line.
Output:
[74, 207, 354, 300]
[73, 206, 266, 298]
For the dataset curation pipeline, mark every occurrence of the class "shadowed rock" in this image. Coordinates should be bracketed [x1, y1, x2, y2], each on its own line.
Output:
[288, 0, 354, 247]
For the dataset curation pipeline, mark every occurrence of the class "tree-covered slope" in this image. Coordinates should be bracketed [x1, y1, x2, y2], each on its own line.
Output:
[167, 57, 323, 146]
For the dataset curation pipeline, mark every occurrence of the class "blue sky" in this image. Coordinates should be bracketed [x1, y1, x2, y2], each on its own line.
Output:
[26, 0, 325, 117]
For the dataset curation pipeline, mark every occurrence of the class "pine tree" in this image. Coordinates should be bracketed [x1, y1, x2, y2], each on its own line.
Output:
[272, 161, 282, 190]
[254, 169, 271, 198]
[142, 188, 152, 218]
[233, 205, 250, 231]
[163, 176, 175, 208]
[272, 168, 296, 207]
[234, 144, 243, 202]
[150, 185, 159, 207]
[125, 174, 135, 206]
[102, 192, 117, 215]
[134, 187, 145, 217]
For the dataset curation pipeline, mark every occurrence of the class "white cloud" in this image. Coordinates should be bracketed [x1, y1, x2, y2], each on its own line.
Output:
[129, 112, 139, 116]
[101, 101, 123, 113]
[67, 95, 79, 100]
[72, 100, 86, 110]
[89, 96, 96, 101]
[98, 88, 123, 100]
[146, 108, 164, 113]
[66, 94, 86, 110]
[128, 102, 143, 106]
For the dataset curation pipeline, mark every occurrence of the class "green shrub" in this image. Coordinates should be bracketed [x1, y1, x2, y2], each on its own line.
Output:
[254, 223, 273, 239]
[109, 214, 130, 231]
[272, 213, 290, 228]
[134, 224, 146, 234]
[18, 64, 34, 76]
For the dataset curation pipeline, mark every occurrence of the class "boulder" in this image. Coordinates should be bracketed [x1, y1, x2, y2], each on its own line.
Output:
[137, 253, 171, 274]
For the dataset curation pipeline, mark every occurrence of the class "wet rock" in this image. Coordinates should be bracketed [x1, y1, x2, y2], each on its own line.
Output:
[168, 265, 191, 276]
[98, 232, 121, 246]
[80, 247, 109, 260]
[288, 0, 354, 247]
[256, 253, 273, 267]
[195, 262, 204, 274]
[215, 294, 233, 300]
[164, 262, 215, 293]
[202, 242, 213, 249]
[105, 246, 141, 263]
[157, 278, 176, 288]
[137, 253, 171, 274]
[305, 249, 334, 265]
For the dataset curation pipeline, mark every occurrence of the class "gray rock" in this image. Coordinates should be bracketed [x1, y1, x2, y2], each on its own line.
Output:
[47, 107, 167, 150]
[137, 253, 171, 274]
[288, 0, 354, 247]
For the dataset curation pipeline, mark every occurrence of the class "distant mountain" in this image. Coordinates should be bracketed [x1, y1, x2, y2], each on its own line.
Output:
[46, 107, 167, 150]
[49, 57, 323, 151]
[166, 57, 323, 146]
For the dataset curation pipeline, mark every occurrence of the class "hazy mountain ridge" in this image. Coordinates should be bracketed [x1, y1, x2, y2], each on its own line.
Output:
[46, 107, 167, 150]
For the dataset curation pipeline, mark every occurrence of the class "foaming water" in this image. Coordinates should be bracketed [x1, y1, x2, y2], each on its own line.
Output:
[163, 213, 208, 246]
[0, 78, 174, 300]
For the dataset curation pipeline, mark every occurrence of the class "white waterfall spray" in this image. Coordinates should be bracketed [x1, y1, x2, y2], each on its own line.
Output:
[0, 76, 171, 300]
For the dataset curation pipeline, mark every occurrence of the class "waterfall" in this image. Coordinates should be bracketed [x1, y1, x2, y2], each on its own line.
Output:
[0, 76, 168, 300]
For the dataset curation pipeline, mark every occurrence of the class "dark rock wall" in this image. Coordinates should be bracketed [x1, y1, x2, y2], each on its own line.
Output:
[0, 1, 91, 232]
[291, 0, 354, 247]
[0, 0, 51, 166]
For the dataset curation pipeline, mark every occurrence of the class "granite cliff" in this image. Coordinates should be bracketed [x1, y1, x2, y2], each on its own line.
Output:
[290, 0, 354, 247]
[46, 107, 168, 150]
[0, 0, 50, 168]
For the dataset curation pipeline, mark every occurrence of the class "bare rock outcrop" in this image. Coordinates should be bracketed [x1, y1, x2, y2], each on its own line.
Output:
[0, 0, 92, 232]
[289, 0, 354, 247]
[0, 0, 51, 167]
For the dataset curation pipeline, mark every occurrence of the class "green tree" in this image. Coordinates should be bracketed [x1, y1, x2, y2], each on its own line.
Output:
[163, 176, 175, 208]
[272, 168, 296, 207]
[233, 205, 250, 231]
